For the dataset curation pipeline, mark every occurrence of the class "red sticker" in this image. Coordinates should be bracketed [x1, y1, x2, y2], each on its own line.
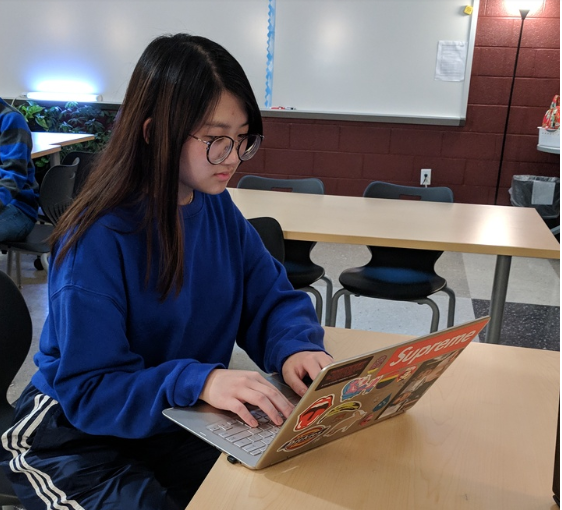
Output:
[294, 395, 334, 431]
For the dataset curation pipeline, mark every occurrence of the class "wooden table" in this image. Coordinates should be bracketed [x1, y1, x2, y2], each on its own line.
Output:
[228, 187, 560, 344]
[187, 327, 560, 510]
[31, 132, 95, 164]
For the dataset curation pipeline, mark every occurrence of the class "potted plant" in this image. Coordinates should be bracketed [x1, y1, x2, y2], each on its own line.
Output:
[17, 100, 117, 170]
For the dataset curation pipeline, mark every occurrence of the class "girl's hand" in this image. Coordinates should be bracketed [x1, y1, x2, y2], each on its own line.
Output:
[199, 369, 294, 427]
[282, 351, 333, 397]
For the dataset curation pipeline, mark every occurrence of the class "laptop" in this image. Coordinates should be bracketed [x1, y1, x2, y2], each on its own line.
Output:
[163, 317, 490, 469]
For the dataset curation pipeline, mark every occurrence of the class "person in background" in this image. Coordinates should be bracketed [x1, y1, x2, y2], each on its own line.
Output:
[0, 97, 39, 243]
[0, 34, 332, 510]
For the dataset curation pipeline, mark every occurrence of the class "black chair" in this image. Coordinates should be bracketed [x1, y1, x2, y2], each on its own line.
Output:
[329, 181, 456, 332]
[62, 151, 98, 197]
[248, 217, 285, 264]
[0, 270, 32, 507]
[0, 160, 79, 287]
[237, 176, 333, 323]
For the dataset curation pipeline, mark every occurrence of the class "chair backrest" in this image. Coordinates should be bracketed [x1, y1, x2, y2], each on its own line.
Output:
[238, 175, 324, 195]
[363, 182, 451, 262]
[364, 181, 453, 203]
[0, 271, 32, 423]
[0, 271, 31, 505]
[39, 160, 80, 225]
[248, 217, 285, 263]
[62, 151, 98, 196]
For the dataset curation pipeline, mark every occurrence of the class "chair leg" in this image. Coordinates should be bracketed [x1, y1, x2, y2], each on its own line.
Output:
[41, 252, 50, 275]
[6, 249, 13, 278]
[332, 290, 446, 333]
[441, 286, 456, 327]
[344, 293, 352, 328]
[301, 286, 323, 323]
[320, 276, 333, 326]
[329, 288, 352, 328]
[416, 298, 440, 333]
[15, 252, 22, 289]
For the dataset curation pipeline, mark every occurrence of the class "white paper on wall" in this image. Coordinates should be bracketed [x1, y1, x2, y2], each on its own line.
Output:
[435, 41, 467, 82]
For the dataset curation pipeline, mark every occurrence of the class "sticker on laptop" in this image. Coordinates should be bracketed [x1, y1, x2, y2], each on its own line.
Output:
[316, 356, 373, 391]
[367, 355, 388, 374]
[294, 395, 334, 431]
[372, 366, 419, 392]
[376, 324, 478, 377]
[378, 391, 421, 420]
[376, 351, 465, 420]
[359, 412, 375, 426]
[396, 365, 418, 383]
[375, 371, 401, 389]
[341, 374, 383, 401]
[372, 394, 391, 412]
[277, 426, 328, 452]
[318, 401, 362, 424]
[320, 402, 361, 422]
[324, 409, 367, 437]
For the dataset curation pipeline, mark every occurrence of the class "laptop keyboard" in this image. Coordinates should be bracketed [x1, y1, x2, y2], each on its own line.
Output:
[206, 409, 282, 456]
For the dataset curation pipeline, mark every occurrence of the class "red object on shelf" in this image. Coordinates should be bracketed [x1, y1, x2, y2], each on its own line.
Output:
[542, 95, 560, 131]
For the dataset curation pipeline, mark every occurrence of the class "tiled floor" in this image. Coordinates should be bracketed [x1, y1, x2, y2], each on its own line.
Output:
[3, 241, 560, 404]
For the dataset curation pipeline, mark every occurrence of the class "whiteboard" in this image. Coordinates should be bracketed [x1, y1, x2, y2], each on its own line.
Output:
[1, 0, 478, 125]
[269, 0, 479, 124]
[1, 0, 268, 104]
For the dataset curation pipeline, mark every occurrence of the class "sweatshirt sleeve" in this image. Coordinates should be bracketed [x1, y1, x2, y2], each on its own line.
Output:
[44, 285, 220, 438]
[34, 217, 228, 439]
[234, 210, 326, 374]
[0, 108, 33, 209]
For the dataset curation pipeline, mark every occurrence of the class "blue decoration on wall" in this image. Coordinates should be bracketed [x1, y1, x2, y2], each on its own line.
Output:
[265, 0, 276, 108]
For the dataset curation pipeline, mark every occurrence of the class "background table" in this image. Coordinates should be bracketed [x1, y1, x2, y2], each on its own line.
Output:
[187, 327, 560, 510]
[228, 187, 560, 343]
[31, 132, 95, 164]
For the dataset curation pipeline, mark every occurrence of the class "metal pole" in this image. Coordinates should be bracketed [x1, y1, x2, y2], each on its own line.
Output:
[485, 255, 512, 344]
[493, 9, 529, 205]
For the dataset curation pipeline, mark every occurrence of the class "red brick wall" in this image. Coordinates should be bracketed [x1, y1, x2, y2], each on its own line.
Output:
[231, 0, 560, 205]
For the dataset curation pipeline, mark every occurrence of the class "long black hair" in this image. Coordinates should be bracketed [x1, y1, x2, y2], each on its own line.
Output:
[52, 33, 263, 298]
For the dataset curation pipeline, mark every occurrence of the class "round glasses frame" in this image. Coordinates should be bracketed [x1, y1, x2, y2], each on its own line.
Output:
[188, 134, 264, 165]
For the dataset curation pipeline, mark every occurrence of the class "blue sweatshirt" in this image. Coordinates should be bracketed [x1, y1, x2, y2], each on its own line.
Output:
[0, 98, 39, 220]
[32, 190, 325, 439]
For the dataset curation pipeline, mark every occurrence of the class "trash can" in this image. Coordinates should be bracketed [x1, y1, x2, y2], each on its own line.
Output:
[509, 175, 560, 219]
[509, 175, 560, 239]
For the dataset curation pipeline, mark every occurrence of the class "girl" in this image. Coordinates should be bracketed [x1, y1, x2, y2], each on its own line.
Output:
[1, 34, 331, 510]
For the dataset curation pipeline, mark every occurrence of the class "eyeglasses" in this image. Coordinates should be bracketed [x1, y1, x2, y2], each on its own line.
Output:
[188, 134, 263, 165]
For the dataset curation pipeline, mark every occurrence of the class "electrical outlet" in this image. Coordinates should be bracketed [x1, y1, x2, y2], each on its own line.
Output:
[421, 169, 431, 186]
